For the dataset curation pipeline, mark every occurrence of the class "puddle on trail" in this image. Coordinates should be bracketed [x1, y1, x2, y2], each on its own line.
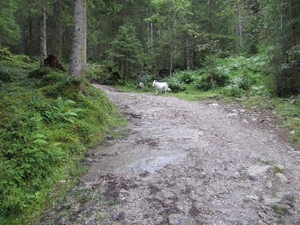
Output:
[82, 139, 188, 182]
[82, 125, 207, 183]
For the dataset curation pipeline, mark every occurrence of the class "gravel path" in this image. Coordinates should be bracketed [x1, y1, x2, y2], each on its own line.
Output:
[41, 85, 300, 225]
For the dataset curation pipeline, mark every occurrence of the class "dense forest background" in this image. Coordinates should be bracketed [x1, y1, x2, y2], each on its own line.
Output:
[1, 0, 300, 96]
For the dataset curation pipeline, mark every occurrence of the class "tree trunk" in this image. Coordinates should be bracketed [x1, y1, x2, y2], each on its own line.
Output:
[40, 5, 47, 67]
[208, 0, 214, 38]
[28, 15, 34, 56]
[169, 10, 177, 77]
[69, 0, 87, 80]
[186, 35, 190, 71]
[53, 0, 63, 60]
[147, 20, 154, 55]
[237, 0, 243, 55]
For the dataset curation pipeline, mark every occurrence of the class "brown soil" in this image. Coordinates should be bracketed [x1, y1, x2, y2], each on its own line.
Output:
[41, 85, 300, 225]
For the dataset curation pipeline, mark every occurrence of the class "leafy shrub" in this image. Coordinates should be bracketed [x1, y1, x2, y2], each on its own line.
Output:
[174, 71, 195, 84]
[168, 80, 186, 93]
[85, 63, 121, 85]
[276, 67, 300, 97]
[41, 72, 65, 86]
[223, 85, 246, 97]
[39, 80, 78, 99]
[15, 54, 31, 63]
[201, 55, 268, 96]
[85, 63, 105, 83]
[249, 85, 267, 96]
[42, 97, 82, 123]
[0, 65, 29, 82]
[0, 67, 12, 82]
[0, 48, 13, 60]
[0, 112, 66, 217]
[28, 68, 66, 89]
[195, 72, 230, 91]
[28, 67, 51, 79]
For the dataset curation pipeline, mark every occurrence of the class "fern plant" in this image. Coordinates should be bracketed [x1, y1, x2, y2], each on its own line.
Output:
[0, 112, 66, 218]
[43, 97, 82, 123]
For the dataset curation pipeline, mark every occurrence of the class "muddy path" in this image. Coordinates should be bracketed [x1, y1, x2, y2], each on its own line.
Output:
[41, 85, 300, 225]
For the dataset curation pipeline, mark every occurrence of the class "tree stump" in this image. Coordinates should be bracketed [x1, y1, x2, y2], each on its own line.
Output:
[44, 54, 65, 71]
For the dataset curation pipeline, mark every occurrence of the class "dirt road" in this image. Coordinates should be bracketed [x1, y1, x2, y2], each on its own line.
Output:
[41, 85, 300, 225]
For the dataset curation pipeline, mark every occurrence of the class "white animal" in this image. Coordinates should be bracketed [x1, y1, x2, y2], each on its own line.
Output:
[152, 80, 171, 95]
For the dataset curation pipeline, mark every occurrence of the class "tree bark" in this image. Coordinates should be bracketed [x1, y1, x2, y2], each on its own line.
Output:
[69, 0, 87, 79]
[186, 35, 190, 71]
[28, 15, 34, 56]
[40, 5, 47, 67]
[53, 0, 63, 61]
[237, 0, 243, 55]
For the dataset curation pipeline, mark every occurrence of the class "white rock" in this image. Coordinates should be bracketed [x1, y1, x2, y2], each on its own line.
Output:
[226, 113, 239, 118]
[247, 165, 272, 177]
[276, 173, 288, 183]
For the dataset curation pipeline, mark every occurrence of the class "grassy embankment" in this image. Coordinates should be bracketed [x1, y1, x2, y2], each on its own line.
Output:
[0, 49, 126, 225]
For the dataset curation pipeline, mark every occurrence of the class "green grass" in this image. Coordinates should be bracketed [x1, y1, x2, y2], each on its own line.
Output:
[0, 50, 126, 225]
[273, 204, 290, 216]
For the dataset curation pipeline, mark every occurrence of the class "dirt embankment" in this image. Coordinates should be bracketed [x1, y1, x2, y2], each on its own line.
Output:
[41, 85, 300, 225]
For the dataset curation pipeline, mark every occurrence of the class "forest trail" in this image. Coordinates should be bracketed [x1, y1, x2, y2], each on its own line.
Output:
[41, 85, 300, 225]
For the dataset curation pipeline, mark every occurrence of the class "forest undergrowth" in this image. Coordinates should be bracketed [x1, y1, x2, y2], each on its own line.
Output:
[0, 49, 124, 225]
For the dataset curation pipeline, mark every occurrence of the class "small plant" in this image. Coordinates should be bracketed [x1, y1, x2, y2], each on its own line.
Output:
[273, 166, 284, 174]
[174, 71, 195, 84]
[167, 80, 186, 93]
[108, 199, 121, 206]
[195, 72, 230, 91]
[0, 67, 12, 82]
[42, 97, 82, 123]
[273, 204, 290, 216]
[85, 63, 105, 83]
[28, 67, 51, 79]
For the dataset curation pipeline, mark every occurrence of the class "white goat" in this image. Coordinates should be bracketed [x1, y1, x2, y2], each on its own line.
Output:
[152, 80, 171, 95]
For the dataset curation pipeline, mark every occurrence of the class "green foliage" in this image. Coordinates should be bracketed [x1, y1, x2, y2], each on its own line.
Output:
[213, 55, 268, 96]
[0, 1, 21, 46]
[0, 112, 66, 217]
[41, 97, 82, 124]
[85, 63, 121, 85]
[273, 204, 290, 216]
[0, 52, 121, 224]
[195, 72, 230, 91]
[258, 0, 300, 97]
[166, 79, 186, 93]
[85, 63, 105, 83]
[106, 23, 147, 82]
[28, 69, 67, 92]
[0, 49, 37, 72]
[0, 67, 12, 83]
[0, 48, 13, 60]
[28, 67, 52, 79]
[173, 71, 195, 84]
